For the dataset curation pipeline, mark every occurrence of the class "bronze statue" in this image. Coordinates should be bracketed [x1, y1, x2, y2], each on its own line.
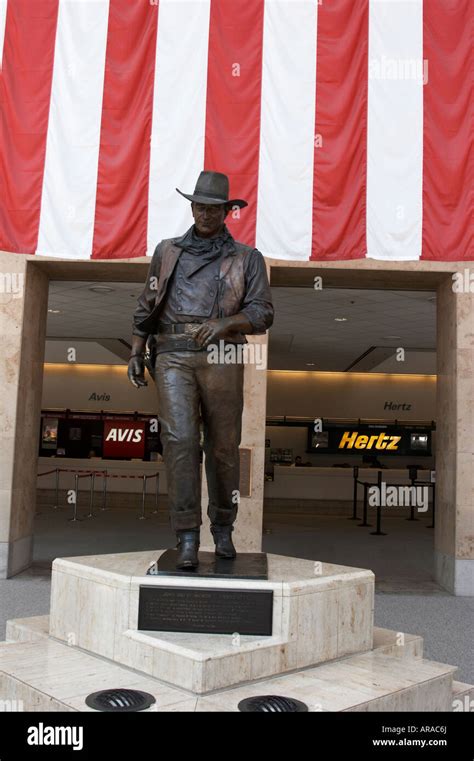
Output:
[128, 171, 273, 569]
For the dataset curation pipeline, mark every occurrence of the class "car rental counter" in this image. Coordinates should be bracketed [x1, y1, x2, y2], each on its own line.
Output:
[265, 466, 433, 502]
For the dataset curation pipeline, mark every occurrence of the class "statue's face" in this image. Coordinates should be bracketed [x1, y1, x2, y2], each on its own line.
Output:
[192, 202, 228, 238]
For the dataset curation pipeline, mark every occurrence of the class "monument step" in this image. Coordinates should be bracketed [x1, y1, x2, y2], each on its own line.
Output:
[372, 626, 424, 659]
[0, 637, 459, 712]
[4, 616, 425, 662]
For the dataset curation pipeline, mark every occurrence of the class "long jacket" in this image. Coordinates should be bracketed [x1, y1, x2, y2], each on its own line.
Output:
[132, 228, 274, 342]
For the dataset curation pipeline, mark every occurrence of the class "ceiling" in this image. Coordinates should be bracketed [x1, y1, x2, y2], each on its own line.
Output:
[268, 287, 436, 372]
[45, 281, 437, 373]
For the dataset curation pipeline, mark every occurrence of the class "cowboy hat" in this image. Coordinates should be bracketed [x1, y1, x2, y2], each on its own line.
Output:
[176, 171, 248, 209]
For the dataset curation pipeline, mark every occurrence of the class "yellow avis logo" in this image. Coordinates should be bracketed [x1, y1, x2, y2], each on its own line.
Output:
[338, 431, 401, 451]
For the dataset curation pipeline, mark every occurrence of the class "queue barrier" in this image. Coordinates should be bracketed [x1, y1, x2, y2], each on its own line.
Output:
[350, 466, 435, 536]
[37, 468, 160, 522]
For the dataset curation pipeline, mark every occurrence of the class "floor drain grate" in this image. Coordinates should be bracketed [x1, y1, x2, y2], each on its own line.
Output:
[238, 695, 308, 712]
[85, 688, 156, 712]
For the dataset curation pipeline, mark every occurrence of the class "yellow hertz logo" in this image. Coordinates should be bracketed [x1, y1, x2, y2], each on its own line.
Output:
[338, 431, 401, 450]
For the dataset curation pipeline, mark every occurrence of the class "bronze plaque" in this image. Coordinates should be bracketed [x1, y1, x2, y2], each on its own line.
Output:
[239, 447, 252, 498]
[138, 585, 273, 635]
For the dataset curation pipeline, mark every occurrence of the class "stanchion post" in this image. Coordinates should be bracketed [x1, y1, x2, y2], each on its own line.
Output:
[358, 482, 372, 527]
[86, 471, 95, 519]
[370, 470, 387, 536]
[53, 468, 60, 510]
[138, 474, 148, 520]
[406, 467, 419, 521]
[68, 473, 83, 522]
[349, 466, 359, 520]
[152, 473, 159, 515]
[100, 470, 109, 511]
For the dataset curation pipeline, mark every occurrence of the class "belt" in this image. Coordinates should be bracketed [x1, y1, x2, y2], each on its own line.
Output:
[156, 322, 203, 335]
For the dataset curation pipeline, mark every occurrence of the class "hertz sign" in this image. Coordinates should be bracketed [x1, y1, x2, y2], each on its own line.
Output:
[308, 424, 432, 456]
[338, 431, 401, 451]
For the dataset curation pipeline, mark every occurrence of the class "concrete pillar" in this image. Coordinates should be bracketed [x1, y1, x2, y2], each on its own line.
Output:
[201, 333, 269, 552]
[0, 255, 48, 577]
[435, 276, 474, 595]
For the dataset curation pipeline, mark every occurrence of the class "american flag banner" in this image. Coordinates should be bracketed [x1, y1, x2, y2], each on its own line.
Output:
[0, 0, 472, 262]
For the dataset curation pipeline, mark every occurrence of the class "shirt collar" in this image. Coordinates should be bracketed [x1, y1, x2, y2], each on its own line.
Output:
[171, 224, 237, 255]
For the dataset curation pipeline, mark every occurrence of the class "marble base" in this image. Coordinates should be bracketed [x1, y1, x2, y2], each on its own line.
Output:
[0, 624, 461, 712]
[48, 550, 374, 693]
[3, 617, 471, 712]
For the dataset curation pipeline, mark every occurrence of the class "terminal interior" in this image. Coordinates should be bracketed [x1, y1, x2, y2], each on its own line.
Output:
[35, 279, 438, 593]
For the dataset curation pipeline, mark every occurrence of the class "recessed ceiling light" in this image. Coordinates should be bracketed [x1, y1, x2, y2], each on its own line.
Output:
[306, 363, 315, 366]
[334, 317, 347, 322]
[48, 309, 61, 314]
[89, 286, 115, 293]
[383, 335, 402, 339]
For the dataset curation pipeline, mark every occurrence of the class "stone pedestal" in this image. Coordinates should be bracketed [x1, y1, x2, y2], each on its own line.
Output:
[49, 551, 374, 693]
[0, 549, 471, 712]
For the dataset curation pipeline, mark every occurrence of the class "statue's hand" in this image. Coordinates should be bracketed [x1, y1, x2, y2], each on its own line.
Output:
[194, 318, 230, 348]
[127, 355, 148, 388]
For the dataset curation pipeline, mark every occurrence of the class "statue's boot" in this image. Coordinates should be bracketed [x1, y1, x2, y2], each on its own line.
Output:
[176, 530, 200, 569]
[211, 524, 236, 559]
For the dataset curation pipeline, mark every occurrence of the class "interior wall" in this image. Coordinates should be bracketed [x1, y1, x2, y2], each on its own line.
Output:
[266, 371, 436, 420]
[41, 365, 436, 419]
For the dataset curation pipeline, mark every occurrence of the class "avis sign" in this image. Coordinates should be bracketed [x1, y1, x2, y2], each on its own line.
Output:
[103, 421, 145, 459]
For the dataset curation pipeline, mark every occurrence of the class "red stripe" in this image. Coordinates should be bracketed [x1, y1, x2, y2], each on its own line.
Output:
[0, 0, 58, 254]
[91, 0, 158, 259]
[204, 0, 264, 247]
[310, 0, 368, 261]
[422, 0, 473, 261]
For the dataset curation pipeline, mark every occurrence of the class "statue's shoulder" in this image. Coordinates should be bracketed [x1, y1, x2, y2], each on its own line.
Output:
[231, 239, 261, 258]
[150, 237, 180, 258]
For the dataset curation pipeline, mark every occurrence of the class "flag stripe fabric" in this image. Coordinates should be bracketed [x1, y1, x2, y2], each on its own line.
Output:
[256, 0, 318, 260]
[0, 0, 472, 262]
[311, 0, 368, 261]
[366, 0, 424, 261]
[421, 0, 474, 261]
[204, 0, 264, 248]
[91, 0, 158, 259]
[147, 0, 211, 252]
[0, 0, 7, 68]
[36, 0, 109, 259]
[0, 0, 59, 254]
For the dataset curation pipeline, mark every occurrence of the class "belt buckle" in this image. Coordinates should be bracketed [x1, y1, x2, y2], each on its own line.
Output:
[184, 323, 200, 336]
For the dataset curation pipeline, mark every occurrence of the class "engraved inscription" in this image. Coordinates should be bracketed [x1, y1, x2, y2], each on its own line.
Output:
[138, 586, 273, 635]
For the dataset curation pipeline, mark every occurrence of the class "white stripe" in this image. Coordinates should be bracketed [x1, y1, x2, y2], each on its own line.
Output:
[147, 0, 210, 253]
[0, 0, 7, 70]
[36, 0, 109, 259]
[256, 0, 318, 261]
[366, 0, 424, 260]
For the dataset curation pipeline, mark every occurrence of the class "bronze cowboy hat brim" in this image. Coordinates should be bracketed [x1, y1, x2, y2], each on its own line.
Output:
[176, 170, 248, 209]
